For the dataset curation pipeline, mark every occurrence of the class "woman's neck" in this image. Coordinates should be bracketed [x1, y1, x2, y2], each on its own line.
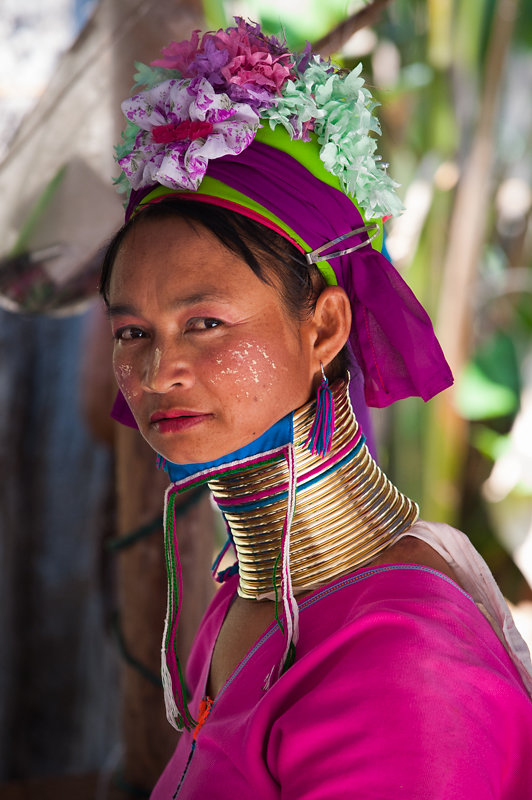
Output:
[208, 379, 419, 600]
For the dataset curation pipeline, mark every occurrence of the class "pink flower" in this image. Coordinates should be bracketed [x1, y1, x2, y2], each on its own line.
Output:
[222, 51, 292, 95]
[150, 18, 294, 97]
[215, 18, 288, 61]
[151, 29, 202, 73]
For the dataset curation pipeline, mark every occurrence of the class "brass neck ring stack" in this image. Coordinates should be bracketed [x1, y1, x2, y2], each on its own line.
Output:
[209, 379, 419, 600]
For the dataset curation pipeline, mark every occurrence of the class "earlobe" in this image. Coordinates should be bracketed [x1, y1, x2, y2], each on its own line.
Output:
[312, 286, 351, 369]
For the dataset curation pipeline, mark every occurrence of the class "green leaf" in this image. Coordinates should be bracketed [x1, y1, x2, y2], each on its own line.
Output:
[471, 425, 511, 461]
[456, 332, 520, 420]
[456, 363, 518, 420]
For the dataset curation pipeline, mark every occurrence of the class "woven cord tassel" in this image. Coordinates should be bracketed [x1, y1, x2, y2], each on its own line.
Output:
[161, 485, 197, 732]
[263, 443, 299, 690]
[305, 364, 335, 457]
[279, 443, 299, 678]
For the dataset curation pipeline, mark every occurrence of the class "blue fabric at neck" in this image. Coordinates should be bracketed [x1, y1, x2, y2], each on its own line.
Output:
[163, 412, 294, 484]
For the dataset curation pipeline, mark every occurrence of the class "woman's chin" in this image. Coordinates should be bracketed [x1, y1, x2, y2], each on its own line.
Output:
[154, 448, 229, 467]
[149, 432, 262, 467]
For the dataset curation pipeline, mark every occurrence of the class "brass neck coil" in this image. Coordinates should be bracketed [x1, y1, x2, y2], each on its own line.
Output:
[208, 379, 419, 600]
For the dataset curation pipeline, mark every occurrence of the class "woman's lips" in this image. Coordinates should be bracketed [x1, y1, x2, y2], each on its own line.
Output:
[150, 410, 210, 434]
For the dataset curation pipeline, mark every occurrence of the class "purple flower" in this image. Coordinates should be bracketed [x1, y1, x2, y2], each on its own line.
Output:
[188, 36, 229, 87]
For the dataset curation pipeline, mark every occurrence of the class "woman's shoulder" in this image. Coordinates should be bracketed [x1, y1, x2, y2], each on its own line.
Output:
[297, 557, 479, 651]
[293, 554, 528, 699]
[370, 527, 463, 582]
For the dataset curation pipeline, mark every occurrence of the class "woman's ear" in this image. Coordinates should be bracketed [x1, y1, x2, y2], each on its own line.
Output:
[311, 286, 351, 369]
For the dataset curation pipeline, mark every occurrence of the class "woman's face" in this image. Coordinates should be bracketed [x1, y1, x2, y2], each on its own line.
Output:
[107, 215, 318, 464]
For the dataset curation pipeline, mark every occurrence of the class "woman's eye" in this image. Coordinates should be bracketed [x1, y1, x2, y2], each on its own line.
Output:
[187, 317, 223, 331]
[114, 326, 146, 341]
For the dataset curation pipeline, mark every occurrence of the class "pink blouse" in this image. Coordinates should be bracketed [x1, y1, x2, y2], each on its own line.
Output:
[151, 564, 532, 799]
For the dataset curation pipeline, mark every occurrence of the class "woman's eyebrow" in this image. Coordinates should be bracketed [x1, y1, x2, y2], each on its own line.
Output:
[106, 303, 136, 319]
[106, 291, 230, 319]
[169, 290, 231, 308]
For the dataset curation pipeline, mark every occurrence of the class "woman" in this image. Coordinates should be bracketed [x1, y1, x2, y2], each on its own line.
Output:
[102, 20, 532, 798]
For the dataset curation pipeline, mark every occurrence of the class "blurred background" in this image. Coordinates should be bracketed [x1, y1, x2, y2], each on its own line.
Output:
[1, 0, 531, 796]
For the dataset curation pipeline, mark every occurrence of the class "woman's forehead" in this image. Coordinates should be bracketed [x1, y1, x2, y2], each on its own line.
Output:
[115, 215, 225, 269]
[109, 217, 271, 302]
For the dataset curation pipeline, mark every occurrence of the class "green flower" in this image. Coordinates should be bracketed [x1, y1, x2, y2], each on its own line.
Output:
[114, 121, 141, 160]
[132, 62, 181, 91]
[262, 77, 321, 139]
[296, 58, 402, 219]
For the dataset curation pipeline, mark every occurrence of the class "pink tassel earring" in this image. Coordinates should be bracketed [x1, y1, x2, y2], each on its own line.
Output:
[305, 363, 335, 457]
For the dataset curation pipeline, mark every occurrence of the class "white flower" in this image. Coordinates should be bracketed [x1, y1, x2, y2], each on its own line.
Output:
[118, 77, 260, 192]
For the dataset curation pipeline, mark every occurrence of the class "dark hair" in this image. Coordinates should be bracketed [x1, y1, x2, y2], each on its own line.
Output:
[99, 200, 348, 376]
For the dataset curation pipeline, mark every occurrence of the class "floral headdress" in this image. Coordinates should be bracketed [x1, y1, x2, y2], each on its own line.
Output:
[114, 17, 401, 221]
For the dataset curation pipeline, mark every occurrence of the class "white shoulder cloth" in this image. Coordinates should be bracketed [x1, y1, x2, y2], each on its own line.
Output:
[400, 519, 532, 698]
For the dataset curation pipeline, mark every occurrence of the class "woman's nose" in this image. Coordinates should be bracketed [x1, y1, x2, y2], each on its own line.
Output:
[141, 342, 194, 393]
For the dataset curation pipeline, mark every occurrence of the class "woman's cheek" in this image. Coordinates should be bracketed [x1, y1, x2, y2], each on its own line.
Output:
[113, 356, 140, 406]
[206, 341, 283, 402]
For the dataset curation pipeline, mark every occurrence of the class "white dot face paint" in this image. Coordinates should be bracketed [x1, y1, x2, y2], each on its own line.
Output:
[151, 346, 162, 378]
[116, 364, 138, 400]
[118, 363, 132, 376]
[208, 342, 284, 396]
[107, 216, 317, 464]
